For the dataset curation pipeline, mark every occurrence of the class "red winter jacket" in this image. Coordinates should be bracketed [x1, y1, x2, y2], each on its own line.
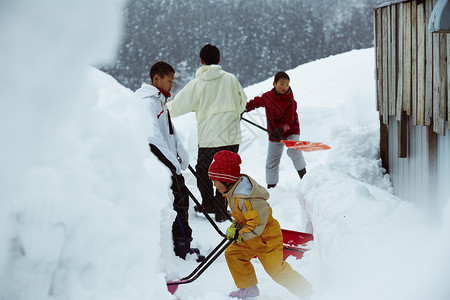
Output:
[245, 88, 300, 142]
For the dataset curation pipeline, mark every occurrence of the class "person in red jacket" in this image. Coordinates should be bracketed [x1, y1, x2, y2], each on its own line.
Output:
[244, 71, 306, 188]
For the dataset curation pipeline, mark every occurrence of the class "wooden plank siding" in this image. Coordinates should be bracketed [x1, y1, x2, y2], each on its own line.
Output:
[376, 9, 383, 113]
[396, 3, 404, 119]
[411, 1, 418, 125]
[417, 1, 426, 125]
[383, 6, 390, 124]
[425, 0, 434, 125]
[390, 5, 397, 117]
[438, 34, 447, 132]
[375, 0, 449, 136]
[403, 1, 412, 116]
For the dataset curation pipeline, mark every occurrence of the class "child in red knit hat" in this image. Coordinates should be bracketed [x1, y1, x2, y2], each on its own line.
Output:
[208, 150, 312, 299]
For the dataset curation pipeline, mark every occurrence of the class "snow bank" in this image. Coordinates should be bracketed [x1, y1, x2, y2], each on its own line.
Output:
[241, 49, 450, 300]
[0, 2, 174, 300]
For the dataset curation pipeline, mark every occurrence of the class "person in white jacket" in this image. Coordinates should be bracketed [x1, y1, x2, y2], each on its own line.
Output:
[135, 61, 203, 262]
[167, 44, 247, 222]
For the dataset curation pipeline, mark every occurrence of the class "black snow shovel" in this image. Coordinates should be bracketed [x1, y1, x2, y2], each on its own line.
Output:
[166, 229, 314, 295]
[182, 175, 226, 238]
[165, 166, 235, 294]
[166, 166, 315, 295]
[166, 236, 234, 294]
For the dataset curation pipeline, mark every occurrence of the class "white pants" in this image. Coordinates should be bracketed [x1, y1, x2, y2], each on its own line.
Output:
[266, 134, 306, 185]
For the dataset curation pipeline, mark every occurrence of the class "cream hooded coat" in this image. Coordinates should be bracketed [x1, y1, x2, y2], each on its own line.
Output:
[167, 65, 247, 148]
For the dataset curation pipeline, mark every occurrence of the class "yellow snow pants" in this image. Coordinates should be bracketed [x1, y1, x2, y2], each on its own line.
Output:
[225, 217, 312, 298]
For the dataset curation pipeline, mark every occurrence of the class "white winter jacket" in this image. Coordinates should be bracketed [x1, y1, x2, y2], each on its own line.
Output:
[167, 65, 247, 148]
[135, 83, 188, 174]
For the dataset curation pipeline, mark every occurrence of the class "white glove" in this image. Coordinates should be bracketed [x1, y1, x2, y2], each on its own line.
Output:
[177, 147, 189, 171]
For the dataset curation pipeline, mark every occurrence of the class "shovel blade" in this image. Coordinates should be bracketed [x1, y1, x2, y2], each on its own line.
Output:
[167, 281, 180, 294]
[282, 229, 314, 260]
[281, 140, 331, 152]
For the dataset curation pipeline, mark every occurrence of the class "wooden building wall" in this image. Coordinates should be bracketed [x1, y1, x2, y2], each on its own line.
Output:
[374, 0, 449, 216]
[375, 0, 449, 135]
[387, 116, 450, 214]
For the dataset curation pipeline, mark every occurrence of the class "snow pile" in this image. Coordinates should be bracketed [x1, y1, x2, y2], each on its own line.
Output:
[0, 2, 172, 300]
[1, 1, 449, 300]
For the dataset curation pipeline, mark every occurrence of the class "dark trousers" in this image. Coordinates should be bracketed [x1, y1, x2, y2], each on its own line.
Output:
[149, 144, 192, 243]
[196, 144, 239, 215]
[170, 171, 192, 242]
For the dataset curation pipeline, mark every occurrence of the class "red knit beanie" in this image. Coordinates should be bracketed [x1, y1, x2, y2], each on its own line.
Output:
[208, 150, 242, 183]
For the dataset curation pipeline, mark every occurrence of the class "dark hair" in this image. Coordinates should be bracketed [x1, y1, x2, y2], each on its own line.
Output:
[219, 181, 234, 192]
[149, 61, 175, 82]
[274, 71, 290, 83]
[200, 44, 220, 65]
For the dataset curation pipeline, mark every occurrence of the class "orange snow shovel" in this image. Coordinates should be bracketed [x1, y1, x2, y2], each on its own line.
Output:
[280, 140, 330, 152]
[241, 116, 330, 152]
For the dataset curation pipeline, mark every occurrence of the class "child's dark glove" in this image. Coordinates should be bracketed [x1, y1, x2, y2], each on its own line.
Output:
[270, 127, 283, 139]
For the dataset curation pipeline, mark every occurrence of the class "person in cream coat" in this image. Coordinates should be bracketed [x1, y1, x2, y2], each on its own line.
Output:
[168, 44, 247, 222]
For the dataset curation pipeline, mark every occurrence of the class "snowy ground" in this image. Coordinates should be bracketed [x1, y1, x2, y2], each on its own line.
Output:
[166, 49, 450, 300]
[2, 2, 450, 300]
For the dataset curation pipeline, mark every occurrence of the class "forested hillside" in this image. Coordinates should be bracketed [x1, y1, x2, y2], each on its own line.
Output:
[100, 0, 377, 92]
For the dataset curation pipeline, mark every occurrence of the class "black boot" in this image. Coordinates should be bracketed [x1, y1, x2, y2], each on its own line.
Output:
[298, 168, 307, 179]
[173, 238, 205, 262]
[194, 204, 215, 214]
[215, 211, 229, 222]
[174, 239, 189, 260]
[189, 247, 205, 262]
[267, 184, 277, 189]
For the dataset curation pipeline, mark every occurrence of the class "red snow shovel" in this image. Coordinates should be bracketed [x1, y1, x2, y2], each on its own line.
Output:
[281, 229, 314, 260]
[241, 116, 330, 152]
[186, 165, 314, 260]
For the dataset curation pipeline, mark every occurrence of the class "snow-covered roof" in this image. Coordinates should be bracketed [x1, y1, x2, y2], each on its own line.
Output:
[428, 0, 450, 32]
[376, 0, 412, 8]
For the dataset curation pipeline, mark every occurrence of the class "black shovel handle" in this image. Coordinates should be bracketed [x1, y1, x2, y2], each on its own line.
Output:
[241, 116, 289, 141]
[167, 237, 234, 286]
[184, 184, 226, 238]
[241, 116, 272, 134]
